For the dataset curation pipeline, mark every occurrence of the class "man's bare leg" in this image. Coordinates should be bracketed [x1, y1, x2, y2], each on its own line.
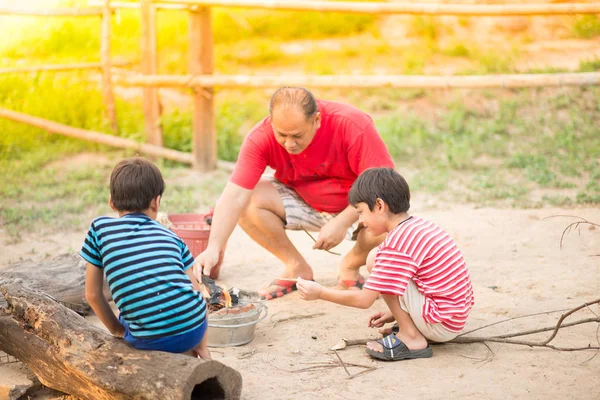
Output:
[238, 180, 313, 293]
[337, 227, 386, 289]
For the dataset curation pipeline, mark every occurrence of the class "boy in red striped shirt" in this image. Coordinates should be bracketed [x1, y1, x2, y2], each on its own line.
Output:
[298, 168, 474, 361]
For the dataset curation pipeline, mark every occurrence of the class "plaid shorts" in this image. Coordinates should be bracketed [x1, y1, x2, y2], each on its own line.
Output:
[269, 177, 361, 241]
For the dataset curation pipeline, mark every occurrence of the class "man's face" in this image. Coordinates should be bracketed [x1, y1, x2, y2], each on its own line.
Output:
[271, 108, 321, 155]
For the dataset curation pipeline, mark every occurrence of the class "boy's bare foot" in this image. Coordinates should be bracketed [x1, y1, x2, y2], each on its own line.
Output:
[194, 347, 212, 360]
[378, 326, 394, 336]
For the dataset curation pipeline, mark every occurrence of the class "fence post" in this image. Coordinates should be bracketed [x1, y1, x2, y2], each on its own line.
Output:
[100, 0, 118, 132]
[141, 0, 163, 146]
[189, 6, 216, 171]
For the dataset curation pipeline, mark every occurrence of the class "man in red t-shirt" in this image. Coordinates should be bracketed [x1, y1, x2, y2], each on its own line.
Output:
[196, 87, 395, 300]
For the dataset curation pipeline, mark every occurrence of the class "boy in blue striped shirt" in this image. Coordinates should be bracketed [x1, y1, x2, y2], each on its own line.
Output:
[80, 157, 210, 359]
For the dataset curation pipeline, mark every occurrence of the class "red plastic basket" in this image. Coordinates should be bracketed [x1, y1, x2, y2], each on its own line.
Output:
[169, 212, 222, 279]
[169, 213, 211, 258]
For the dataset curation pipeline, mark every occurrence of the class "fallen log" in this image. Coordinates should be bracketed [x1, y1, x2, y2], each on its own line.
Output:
[0, 282, 242, 399]
[1, 253, 110, 315]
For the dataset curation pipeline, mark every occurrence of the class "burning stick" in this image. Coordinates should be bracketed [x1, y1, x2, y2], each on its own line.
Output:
[221, 284, 232, 308]
[201, 275, 223, 308]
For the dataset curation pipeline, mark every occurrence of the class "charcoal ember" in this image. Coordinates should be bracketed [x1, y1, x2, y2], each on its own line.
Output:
[208, 291, 221, 305]
[201, 274, 222, 304]
[229, 288, 240, 305]
[207, 303, 225, 313]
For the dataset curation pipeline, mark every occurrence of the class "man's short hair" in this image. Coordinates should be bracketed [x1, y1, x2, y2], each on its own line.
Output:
[349, 168, 410, 214]
[269, 87, 318, 119]
[110, 157, 165, 212]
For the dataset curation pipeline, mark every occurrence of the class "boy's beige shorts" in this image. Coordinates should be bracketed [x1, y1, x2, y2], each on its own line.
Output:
[399, 280, 459, 343]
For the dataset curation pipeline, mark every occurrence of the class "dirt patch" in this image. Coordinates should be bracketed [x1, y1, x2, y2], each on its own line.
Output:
[1, 200, 599, 399]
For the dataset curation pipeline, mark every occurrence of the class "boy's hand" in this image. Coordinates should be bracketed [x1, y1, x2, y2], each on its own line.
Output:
[297, 277, 323, 301]
[112, 324, 126, 339]
[368, 311, 392, 328]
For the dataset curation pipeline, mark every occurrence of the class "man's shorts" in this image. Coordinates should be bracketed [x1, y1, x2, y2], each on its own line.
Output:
[269, 177, 361, 241]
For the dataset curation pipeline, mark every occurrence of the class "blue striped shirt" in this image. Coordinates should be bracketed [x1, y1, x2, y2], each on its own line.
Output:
[80, 212, 207, 340]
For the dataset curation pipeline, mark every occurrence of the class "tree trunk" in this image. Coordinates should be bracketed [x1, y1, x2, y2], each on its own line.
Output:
[0, 253, 99, 315]
[0, 282, 242, 400]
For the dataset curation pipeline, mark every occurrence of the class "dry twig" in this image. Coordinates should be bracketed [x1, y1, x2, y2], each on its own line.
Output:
[301, 227, 341, 256]
[543, 215, 600, 254]
[333, 299, 600, 352]
[272, 312, 326, 327]
[332, 350, 351, 377]
[458, 307, 570, 337]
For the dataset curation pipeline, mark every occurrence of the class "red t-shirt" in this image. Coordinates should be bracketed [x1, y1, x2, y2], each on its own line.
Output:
[364, 217, 475, 333]
[230, 100, 394, 213]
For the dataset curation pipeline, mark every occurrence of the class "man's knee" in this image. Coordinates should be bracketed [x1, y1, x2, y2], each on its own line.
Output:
[239, 180, 285, 223]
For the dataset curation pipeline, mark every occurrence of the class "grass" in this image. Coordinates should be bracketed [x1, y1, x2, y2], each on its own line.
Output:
[0, 2, 378, 73]
[1, 3, 600, 240]
[2, 85, 599, 240]
[571, 15, 600, 39]
[579, 58, 600, 72]
[372, 87, 600, 206]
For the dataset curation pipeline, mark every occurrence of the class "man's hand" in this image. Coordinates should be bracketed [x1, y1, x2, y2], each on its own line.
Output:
[297, 277, 323, 301]
[312, 219, 347, 251]
[195, 246, 222, 279]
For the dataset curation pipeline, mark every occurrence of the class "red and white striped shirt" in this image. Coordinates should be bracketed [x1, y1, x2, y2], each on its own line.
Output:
[364, 216, 474, 332]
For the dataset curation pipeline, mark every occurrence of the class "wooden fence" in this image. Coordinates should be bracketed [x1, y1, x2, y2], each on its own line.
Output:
[1, 1, 599, 171]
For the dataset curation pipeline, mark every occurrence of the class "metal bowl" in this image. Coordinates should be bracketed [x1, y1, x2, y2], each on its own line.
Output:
[206, 302, 268, 347]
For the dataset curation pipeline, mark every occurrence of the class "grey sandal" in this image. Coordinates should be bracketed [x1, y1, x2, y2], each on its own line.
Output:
[366, 333, 432, 361]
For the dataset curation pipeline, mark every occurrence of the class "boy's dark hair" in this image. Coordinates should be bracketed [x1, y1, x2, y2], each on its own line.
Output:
[110, 157, 165, 212]
[349, 168, 410, 213]
[269, 87, 318, 119]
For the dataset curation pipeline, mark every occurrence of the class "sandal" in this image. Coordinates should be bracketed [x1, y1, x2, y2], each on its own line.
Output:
[366, 333, 432, 361]
[336, 274, 365, 290]
[259, 279, 299, 301]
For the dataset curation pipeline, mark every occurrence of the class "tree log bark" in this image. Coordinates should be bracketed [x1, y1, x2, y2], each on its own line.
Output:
[0, 254, 101, 315]
[0, 282, 242, 400]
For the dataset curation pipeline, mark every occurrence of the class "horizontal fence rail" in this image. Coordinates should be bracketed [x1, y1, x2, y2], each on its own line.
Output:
[0, 61, 133, 75]
[160, 0, 600, 15]
[112, 71, 600, 89]
[88, 1, 190, 10]
[0, 108, 236, 170]
[4, 2, 600, 16]
[0, 108, 193, 164]
[0, 7, 104, 16]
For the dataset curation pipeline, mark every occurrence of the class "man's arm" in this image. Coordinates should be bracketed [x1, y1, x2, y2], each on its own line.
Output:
[297, 277, 379, 309]
[196, 182, 252, 275]
[85, 263, 124, 338]
[312, 204, 358, 251]
[333, 204, 359, 227]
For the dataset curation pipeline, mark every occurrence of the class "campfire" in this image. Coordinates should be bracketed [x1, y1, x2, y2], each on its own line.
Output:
[200, 275, 242, 313]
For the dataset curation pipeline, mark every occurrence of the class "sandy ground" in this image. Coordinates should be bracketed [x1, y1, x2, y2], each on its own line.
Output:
[1, 200, 599, 399]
